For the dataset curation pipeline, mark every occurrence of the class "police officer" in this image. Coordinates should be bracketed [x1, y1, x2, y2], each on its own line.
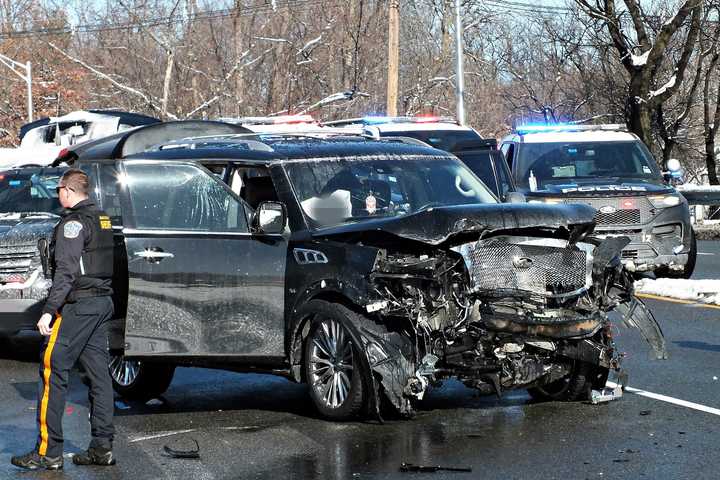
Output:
[12, 169, 117, 470]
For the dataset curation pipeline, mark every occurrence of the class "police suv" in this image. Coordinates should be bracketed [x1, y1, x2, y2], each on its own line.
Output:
[501, 124, 695, 278]
[325, 116, 516, 201]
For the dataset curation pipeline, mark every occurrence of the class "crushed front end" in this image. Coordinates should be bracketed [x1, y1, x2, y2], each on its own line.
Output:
[357, 213, 666, 415]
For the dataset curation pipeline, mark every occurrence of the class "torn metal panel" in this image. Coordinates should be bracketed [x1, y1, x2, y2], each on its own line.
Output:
[615, 296, 668, 360]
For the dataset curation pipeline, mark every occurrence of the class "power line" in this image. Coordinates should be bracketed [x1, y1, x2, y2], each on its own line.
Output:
[482, 0, 575, 17]
[0, 0, 329, 40]
[485, 0, 574, 13]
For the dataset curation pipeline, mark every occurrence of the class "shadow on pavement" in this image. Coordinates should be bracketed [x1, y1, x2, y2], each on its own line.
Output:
[0, 337, 42, 363]
[673, 340, 720, 353]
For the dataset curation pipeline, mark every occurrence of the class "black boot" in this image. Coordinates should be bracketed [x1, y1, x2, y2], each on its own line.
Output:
[72, 447, 116, 466]
[11, 450, 63, 470]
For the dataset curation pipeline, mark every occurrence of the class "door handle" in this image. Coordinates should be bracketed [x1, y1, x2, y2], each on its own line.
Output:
[134, 248, 174, 264]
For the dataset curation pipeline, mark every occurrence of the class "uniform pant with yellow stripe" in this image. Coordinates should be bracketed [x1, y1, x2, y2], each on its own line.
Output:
[36, 296, 115, 458]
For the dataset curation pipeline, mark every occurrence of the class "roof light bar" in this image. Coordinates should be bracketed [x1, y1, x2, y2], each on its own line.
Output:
[220, 115, 316, 125]
[361, 115, 457, 125]
[515, 124, 627, 134]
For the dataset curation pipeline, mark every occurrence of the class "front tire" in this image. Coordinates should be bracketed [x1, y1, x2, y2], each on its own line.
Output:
[302, 301, 369, 420]
[109, 355, 175, 401]
[527, 362, 592, 402]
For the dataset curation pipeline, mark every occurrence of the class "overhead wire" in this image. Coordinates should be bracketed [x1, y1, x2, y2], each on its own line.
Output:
[0, 0, 331, 39]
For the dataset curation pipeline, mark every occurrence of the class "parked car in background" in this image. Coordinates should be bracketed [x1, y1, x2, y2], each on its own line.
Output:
[0, 110, 159, 170]
[218, 114, 325, 134]
[49, 120, 665, 420]
[324, 116, 517, 201]
[501, 124, 695, 278]
[450, 138, 517, 201]
[323, 116, 484, 152]
[0, 166, 66, 339]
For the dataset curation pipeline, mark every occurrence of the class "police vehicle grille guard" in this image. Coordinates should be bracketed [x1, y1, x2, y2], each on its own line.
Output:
[0, 243, 36, 278]
[562, 196, 654, 226]
[459, 239, 590, 298]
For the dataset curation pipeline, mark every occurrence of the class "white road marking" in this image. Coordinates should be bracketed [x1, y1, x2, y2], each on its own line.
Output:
[128, 428, 197, 443]
[697, 252, 714, 256]
[607, 381, 720, 416]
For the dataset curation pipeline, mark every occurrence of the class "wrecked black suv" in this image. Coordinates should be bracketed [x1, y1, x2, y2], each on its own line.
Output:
[55, 121, 666, 419]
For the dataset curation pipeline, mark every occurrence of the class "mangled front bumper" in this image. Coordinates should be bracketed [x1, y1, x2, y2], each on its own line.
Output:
[356, 232, 667, 415]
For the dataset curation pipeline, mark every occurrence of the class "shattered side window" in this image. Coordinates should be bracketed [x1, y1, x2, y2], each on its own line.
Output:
[124, 163, 247, 232]
[285, 154, 496, 228]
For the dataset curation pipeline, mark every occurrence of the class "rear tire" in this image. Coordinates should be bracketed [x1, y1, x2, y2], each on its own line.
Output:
[527, 362, 592, 402]
[655, 229, 696, 279]
[109, 355, 175, 401]
[301, 300, 369, 420]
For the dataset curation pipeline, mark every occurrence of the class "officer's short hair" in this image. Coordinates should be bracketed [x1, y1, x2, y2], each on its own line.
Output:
[61, 169, 89, 196]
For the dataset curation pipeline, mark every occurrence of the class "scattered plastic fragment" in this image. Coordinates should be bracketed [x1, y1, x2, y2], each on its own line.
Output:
[590, 384, 623, 404]
[163, 439, 200, 459]
[146, 398, 164, 406]
[400, 462, 472, 473]
[639, 410, 651, 416]
[114, 400, 131, 410]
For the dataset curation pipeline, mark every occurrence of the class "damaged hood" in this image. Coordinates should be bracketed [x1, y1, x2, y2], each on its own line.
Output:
[0, 213, 59, 245]
[313, 203, 596, 246]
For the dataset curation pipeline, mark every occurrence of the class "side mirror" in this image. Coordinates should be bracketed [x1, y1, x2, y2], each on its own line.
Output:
[252, 201, 287, 234]
[505, 191, 526, 203]
[663, 159, 683, 185]
[666, 158, 681, 173]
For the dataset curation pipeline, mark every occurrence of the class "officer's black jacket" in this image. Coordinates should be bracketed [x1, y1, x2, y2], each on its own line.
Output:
[42, 199, 114, 315]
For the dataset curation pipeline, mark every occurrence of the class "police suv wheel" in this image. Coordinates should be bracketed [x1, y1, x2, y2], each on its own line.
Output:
[108, 355, 175, 401]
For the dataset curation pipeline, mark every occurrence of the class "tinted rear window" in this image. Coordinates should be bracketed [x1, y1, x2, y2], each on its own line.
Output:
[379, 129, 481, 152]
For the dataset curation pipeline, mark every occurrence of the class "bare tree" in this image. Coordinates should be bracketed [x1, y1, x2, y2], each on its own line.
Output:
[700, 2, 720, 184]
[575, 0, 703, 156]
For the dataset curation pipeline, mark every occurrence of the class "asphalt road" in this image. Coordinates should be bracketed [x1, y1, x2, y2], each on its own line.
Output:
[1, 244, 719, 479]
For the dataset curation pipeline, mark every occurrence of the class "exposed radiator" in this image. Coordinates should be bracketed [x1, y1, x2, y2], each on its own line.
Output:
[459, 239, 589, 297]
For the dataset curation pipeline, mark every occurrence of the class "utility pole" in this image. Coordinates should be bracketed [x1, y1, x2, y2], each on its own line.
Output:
[0, 54, 32, 122]
[386, 0, 399, 116]
[454, 0, 465, 125]
[234, 0, 244, 116]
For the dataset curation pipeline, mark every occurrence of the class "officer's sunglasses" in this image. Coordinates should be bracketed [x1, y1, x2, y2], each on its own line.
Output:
[55, 185, 74, 194]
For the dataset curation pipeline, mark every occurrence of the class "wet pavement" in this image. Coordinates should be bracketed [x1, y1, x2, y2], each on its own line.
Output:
[1, 245, 719, 479]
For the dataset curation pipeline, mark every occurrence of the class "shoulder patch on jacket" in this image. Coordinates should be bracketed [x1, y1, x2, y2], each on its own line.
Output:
[63, 221, 83, 239]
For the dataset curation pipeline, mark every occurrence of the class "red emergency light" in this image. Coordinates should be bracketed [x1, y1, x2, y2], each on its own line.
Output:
[620, 199, 636, 209]
[272, 115, 315, 124]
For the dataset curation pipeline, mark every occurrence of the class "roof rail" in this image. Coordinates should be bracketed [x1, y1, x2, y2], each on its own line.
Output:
[219, 115, 317, 125]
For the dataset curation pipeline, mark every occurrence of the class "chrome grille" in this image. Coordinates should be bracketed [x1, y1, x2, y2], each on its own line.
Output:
[563, 196, 654, 226]
[0, 244, 36, 277]
[460, 240, 588, 297]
